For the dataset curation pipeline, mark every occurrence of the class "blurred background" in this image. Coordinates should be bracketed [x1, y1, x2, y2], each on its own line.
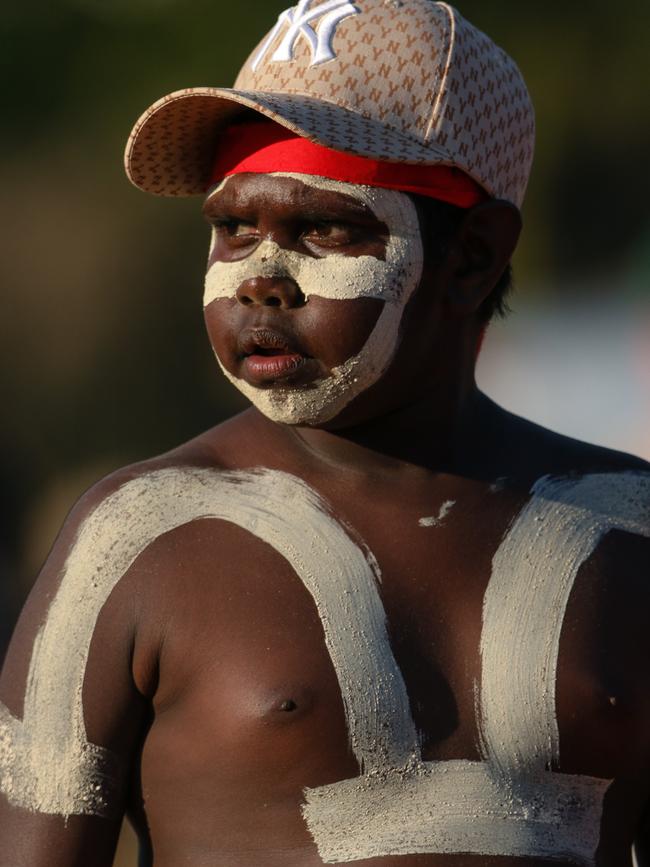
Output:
[1, 0, 648, 862]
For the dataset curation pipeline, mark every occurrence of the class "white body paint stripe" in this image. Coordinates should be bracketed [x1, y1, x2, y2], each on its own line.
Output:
[418, 499, 456, 527]
[0, 467, 417, 816]
[480, 473, 650, 775]
[304, 761, 611, 865]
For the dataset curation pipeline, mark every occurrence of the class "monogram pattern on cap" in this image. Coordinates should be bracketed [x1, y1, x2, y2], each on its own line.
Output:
[125, 0, 535, 208]
[251, 0, 361, 71]
[236, 0, 448, 145]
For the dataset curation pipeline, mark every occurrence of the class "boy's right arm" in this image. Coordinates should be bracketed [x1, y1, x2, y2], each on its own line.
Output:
[0, 472, 154, 867]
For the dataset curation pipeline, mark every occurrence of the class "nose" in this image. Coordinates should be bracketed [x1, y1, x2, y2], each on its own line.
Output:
[236, 276, 305, 309]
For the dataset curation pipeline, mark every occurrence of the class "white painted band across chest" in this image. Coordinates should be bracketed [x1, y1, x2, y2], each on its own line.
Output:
[203, 174, 424, 425]
[1, 469, 648, 866]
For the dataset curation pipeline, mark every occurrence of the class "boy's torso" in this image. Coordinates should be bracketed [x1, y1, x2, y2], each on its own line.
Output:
[84, 409, 650, 867]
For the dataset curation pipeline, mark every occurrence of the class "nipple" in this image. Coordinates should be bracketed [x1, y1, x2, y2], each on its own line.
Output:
[268, 687, 314, 718]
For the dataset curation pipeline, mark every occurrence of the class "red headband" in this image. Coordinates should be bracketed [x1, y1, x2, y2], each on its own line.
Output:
[209, 122, 487, 209]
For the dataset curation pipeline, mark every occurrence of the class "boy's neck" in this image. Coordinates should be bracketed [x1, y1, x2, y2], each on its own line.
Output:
[261, 382, 500, 480]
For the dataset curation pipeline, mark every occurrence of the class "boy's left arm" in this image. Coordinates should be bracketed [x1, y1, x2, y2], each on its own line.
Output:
[0, 475, 153, 867]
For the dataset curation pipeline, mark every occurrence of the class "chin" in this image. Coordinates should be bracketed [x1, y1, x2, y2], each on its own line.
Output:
[217, 353, 370, 427]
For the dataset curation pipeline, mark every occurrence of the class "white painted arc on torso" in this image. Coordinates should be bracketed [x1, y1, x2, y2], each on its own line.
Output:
[0, 467, 418, 818]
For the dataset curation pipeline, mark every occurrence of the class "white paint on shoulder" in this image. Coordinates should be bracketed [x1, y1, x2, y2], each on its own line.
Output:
[418, 499, 456, 527]
[0, 466, 417, 817]
[480, 472, 650, 776]
[203, 173, 424, 425]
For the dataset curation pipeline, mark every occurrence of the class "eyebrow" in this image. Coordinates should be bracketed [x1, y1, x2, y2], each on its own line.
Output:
[292, 205, 380, 223]
[203, 193, 379, 225]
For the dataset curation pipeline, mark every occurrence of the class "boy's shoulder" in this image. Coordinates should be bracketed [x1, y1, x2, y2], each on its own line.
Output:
[495, 403, 650, 482]
[56, 412, 260, 554]
[68, 403, 650, 549]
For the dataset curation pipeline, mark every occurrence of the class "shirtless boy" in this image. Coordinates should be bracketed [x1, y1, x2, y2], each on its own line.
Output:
[1, 2, 649, 866]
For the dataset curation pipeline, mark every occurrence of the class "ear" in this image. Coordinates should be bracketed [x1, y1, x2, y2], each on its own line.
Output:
[444, 200, 522, 316]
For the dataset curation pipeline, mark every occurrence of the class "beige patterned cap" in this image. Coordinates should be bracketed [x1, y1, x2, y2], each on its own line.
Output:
[125, 0, 535, 207]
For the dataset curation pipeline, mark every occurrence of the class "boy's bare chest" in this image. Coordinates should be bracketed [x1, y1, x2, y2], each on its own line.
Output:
[136, 469, 642, 777]
[133, 474, 501, 784]
[124, 465, 649, 864]
[148, 508, 488, 753]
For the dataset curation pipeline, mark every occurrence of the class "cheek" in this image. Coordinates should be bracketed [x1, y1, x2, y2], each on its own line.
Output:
[204, 298, 240, 360]
[300, 297, 384, 366]
[202, 296, 384, 371]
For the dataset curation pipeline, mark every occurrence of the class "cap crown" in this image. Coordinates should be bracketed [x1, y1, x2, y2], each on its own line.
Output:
[234, 0, 534, 205]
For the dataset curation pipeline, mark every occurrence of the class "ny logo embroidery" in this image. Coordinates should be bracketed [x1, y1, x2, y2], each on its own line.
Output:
[251, 0, 360, 72]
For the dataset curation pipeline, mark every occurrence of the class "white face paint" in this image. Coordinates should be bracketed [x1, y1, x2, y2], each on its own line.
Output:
[203, 173, 424, 425]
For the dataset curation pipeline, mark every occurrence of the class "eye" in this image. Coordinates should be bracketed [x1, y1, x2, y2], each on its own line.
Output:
[303, 222, 360, 248]
[210, 218, 259, 242]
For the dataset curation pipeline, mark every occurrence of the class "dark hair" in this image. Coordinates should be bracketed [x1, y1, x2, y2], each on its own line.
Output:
[411, 194, 513, 323]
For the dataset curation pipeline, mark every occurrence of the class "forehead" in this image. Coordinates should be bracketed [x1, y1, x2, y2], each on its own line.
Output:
[204, 172, 378, 218]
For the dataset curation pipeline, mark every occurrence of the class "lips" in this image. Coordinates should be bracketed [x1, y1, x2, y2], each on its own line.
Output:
[237, 326, 317, 386]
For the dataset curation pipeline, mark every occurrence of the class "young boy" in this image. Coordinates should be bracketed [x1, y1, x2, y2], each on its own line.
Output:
[1, 2, 649, 865]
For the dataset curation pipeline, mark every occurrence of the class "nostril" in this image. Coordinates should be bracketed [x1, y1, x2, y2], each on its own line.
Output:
[236, 277, 302, 308]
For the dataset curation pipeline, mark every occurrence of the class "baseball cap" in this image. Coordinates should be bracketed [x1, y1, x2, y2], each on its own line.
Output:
[124, 0, 535, 208]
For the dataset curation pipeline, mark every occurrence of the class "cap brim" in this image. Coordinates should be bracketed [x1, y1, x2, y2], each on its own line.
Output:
[124, 87, 454, 197]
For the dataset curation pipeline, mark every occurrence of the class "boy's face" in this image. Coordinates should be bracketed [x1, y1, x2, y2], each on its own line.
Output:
[202, 172, 426, 427]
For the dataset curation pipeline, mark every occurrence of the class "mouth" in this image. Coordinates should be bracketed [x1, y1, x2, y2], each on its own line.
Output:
[237, 327, 317, 386]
